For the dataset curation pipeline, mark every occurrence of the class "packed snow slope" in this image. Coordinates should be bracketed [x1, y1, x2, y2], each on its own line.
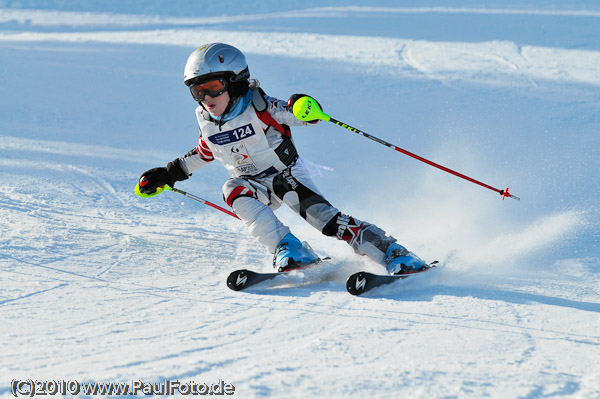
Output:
[1, 1, 599, 398]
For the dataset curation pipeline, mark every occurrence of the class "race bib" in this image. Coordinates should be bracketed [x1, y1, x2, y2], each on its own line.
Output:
[208, 124, 256, 145]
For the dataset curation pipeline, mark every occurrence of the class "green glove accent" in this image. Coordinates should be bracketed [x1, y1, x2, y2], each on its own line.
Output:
[292, 96, 331, 122]
[135, 183, 171, 198]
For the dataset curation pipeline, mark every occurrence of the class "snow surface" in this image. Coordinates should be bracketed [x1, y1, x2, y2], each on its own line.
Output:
[1, 1, 599, 398]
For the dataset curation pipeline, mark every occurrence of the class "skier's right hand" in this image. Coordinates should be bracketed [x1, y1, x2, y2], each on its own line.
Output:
[138, 167, 172, 195]
[137, 160, 189, 195]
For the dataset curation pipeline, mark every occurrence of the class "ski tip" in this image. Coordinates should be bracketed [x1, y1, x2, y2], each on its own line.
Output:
[346, 271, 369, 296]
[227, 269, 250, 291]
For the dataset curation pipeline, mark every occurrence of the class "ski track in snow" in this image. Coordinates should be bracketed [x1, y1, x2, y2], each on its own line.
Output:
[3, 6, 600, 27]
[1, 28, 600, 89]
[1, 3, 599, 399]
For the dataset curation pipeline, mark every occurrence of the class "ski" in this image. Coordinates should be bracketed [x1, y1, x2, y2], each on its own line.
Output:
[346, 262, 438, 296]
[227, 257, 331, 291]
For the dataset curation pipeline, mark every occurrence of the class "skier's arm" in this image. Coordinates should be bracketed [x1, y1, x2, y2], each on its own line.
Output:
[178, 135, 214, 175]
[138, 132, 214, 195]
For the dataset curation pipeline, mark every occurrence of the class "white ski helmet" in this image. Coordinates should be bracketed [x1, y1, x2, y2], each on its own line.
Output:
[183, 43, 250, 100]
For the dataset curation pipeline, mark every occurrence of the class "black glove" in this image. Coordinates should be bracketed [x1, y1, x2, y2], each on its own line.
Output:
[138, 159, 188, 194]
[287, 93, 322, 123]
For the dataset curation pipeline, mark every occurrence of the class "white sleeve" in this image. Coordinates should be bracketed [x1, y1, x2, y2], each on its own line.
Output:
[264, 95, 313, 127]
[178, 132, 214, 175]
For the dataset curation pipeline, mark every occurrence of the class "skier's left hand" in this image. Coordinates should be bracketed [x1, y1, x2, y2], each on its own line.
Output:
[287, 94, 322, 123]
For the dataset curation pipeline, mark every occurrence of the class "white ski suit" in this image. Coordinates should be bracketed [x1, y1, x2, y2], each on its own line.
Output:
[177, 88, 396, 263]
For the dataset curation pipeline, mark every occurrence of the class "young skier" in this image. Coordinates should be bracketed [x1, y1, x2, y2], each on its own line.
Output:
[137, 42, 427, 274]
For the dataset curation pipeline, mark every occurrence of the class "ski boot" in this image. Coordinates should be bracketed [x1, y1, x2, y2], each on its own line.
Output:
[382, 242, 427, 275]
[273, 233, 319, 272]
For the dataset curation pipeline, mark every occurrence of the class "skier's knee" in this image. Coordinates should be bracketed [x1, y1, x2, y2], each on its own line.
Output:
[222, 179, 257, 207]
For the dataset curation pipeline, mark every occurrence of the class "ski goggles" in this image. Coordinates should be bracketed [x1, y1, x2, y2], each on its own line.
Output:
[189, 78, 228, 102]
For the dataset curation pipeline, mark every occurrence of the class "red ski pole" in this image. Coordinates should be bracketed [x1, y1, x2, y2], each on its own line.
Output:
[293, 97, 520, 201]
[135, 183, 240, 219]
[168, 186, 241, 219]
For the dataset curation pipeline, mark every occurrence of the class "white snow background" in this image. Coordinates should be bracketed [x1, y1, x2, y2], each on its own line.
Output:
[1, 1, 599, 398]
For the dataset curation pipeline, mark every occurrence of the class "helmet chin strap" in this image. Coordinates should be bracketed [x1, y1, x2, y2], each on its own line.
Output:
[197, 92, 238, 130]
[217, 98, 235, 130]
